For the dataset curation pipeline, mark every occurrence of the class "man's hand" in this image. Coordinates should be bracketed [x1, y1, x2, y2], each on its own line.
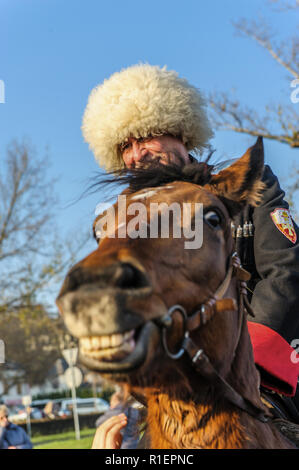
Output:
[92, 413, 128, 449]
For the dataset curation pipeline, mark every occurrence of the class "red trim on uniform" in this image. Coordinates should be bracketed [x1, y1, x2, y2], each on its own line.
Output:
[248, 321, 299, 396]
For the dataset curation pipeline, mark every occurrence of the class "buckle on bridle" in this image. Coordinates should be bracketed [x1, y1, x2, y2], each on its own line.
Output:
[192, 349, 204, 364]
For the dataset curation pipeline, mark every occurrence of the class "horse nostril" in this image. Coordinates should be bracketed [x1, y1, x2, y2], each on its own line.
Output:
[113, 263, 149, 289]
[58, 262, 150, 297]
[59, 266, 86, 296]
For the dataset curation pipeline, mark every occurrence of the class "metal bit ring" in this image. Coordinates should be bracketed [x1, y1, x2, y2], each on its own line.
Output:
[162, 304, 188, 360]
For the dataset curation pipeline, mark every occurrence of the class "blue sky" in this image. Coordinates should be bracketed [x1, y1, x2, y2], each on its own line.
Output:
[0, 0, 298, 262]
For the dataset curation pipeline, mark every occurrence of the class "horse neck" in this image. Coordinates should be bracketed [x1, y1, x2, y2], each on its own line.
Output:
[145, 387, 247, 449]
[144, 289, 273, 449]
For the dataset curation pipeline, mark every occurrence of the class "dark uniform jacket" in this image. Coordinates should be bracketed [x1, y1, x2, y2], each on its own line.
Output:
[232, 165, 299, 396]
[0, 422, 33, 449]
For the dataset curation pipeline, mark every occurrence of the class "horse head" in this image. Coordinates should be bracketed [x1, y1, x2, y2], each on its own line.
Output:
[56, 137, 265, 389]
[57, 137, 299, 448]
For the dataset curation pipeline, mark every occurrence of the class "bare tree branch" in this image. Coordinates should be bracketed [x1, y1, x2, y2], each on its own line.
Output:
[207, 2, 299, 221]
[0, 140, 88, 312]
[233, 18, 299, 79]
[0, 140, 92, 393]
[269, 0, 299, 12]
[0, 308, 67, 393]
[207, 3, 299, 151]
[208, 92, 299, 147]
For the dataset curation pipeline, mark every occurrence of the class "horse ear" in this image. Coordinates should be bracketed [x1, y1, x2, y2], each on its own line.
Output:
[207, 137, 265, 212]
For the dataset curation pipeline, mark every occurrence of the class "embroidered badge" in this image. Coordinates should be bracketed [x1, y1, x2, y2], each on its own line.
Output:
[270, 208, 297, 244]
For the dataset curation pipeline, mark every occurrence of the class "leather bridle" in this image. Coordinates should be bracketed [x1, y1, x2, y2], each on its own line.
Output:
[154, 252, 270, 423]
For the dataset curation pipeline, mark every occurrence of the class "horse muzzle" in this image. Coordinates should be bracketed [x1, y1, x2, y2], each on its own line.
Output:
[56, 261, 166, 373]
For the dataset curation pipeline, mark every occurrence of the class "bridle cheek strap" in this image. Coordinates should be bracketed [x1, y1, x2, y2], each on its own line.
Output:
[182, 337, 269, 423]
[157, 252, 270, 423]
[185, 251, 251, 332]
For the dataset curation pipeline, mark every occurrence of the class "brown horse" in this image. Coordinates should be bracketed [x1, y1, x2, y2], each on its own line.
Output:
[56, 137, 295, 449]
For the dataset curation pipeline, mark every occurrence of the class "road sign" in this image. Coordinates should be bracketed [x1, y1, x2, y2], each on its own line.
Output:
[22, 395, 32, 406]
[63, 366, 82, 440]
[0, 340, 5, 363]
[64, 366, 83, 388]
[62, 348, 78, 366]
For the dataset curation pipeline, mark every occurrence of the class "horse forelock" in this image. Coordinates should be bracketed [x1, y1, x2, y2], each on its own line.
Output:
[89, 160, 215, 199]
[124, 161, 215, 194]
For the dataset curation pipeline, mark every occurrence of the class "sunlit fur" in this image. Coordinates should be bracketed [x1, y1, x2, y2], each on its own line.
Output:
[82, 64, 213, 171]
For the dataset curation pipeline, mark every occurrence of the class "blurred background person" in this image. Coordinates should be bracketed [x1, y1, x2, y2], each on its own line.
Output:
[43, 401, 60, 420]
[0, 405, 33, 449]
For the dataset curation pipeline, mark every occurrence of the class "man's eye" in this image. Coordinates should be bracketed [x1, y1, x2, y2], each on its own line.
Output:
[120, 142, 130, 152]
[138, 137, 151, 144]
[204, 210, 222, 229]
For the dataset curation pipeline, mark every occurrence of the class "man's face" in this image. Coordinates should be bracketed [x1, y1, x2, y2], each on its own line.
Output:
[0, 415, 9, 427]
[120, 135, 190, 169]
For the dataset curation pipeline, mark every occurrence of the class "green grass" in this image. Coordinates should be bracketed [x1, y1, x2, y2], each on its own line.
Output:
[32, 428, 95, 449]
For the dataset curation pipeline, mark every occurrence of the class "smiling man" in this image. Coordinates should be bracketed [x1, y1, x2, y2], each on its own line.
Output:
[82, 64, 299, 430]
[120, 135, 191, 169]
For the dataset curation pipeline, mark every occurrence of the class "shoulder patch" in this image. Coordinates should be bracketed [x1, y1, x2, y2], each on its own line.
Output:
[270, 208, 297, 244]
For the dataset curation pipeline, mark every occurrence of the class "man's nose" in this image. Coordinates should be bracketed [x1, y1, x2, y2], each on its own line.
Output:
[131, 141, 148, 162]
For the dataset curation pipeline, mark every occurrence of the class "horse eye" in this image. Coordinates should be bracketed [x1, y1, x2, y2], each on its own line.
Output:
[204, 211, 222, 228]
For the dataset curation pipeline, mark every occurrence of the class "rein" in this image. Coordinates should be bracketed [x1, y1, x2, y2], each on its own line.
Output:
[154, 252, 270, 423]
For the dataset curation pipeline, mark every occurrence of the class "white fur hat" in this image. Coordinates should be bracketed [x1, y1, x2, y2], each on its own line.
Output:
[82, 64, 213, 171]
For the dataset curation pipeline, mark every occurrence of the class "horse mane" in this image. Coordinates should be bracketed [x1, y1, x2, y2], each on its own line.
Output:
[87, 156, 216, 197]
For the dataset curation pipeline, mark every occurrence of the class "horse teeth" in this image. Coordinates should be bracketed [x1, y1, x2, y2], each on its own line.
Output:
[92, 337, 102, 348]
[80, 330, 135, 352]
[80, 334, 137, 361]
[99, 336, 110, 348]
[81, 337, 93, 350]
[111, 334, 123, 347]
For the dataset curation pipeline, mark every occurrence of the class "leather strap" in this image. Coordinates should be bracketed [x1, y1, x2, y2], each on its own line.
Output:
[155, 252, 269, 423]
[182, 336, 270, 423]
[186, 298, 238, 331]
[185, 252, 251, 332]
